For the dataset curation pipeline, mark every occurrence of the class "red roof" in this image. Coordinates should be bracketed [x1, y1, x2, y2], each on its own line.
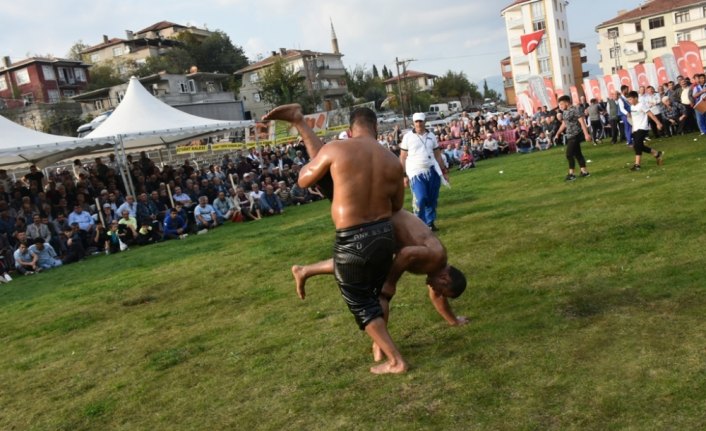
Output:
[383, 70, 438, 85]
[597, 0, 699, 28]
[81, 38, 127, 54]
[0, 56, 87, 72]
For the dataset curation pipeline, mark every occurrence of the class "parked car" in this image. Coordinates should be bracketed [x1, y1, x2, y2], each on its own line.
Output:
[77, 110, 113, 137]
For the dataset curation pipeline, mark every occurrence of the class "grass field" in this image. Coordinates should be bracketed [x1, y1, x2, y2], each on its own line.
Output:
[2, 134, 706, 430]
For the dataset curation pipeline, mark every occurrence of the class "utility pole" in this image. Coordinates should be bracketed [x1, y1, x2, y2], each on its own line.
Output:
[395, 57, 415, 129]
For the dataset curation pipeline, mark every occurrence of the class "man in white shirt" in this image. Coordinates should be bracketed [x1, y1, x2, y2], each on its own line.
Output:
[627, 90, 664, 171]
[618, 85, 633, 146]
[399, 113, 449, 232]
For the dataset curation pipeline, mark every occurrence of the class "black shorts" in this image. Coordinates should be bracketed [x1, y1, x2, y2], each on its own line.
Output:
[333, 219, 395, 330]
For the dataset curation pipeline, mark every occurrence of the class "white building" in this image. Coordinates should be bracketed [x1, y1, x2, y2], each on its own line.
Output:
[596, 0, 706, 75]
[501, 0, 576, 95]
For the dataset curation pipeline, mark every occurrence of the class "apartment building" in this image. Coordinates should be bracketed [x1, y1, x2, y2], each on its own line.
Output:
[596, 0, 706, 74]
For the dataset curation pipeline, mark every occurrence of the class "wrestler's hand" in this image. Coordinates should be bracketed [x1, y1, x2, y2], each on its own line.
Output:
[403, 177, 409, 188]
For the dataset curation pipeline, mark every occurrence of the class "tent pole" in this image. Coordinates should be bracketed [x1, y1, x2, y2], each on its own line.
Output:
[119, 135, 137, 198]
[113, 141, 130, 197]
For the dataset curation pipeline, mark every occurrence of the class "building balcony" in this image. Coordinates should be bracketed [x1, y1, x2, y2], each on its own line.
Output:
[622, 31, 644, 42]
[513, 55, 529, 66]
[623, 50, 646, 62]
[504, 79, 514, 88]
[510, 37, 521, 47]
[580, 56, 587, 63]
[506, 17, 524, 29]
[673, 16, 706, 32]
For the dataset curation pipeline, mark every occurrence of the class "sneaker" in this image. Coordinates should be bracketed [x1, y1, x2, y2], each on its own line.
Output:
[630, 164, 641, 171]
[0, 277, 6, 284]
[3, 273, 12, 282]
[26, 271, 34, 276]
[565, 174, 576, 181]
[197, 229, 208, 235]
[580, 172, 591, 177]
[656, 151, 665, 166]
[429, 223, 440, 232]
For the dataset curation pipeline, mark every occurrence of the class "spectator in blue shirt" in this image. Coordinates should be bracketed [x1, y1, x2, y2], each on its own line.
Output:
[28, 237, 62, 270]
[259, 185, 284, 216]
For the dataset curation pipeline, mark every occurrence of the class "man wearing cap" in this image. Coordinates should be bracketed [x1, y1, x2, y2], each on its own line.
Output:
[400, 113, 449, 232]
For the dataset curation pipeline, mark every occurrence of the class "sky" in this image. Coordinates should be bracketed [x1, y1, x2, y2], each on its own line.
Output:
[0, 0, 644, 90]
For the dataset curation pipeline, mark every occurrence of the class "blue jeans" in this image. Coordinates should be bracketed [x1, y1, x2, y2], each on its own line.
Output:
[410, 169, 441, 226]
[696, 109, 706, 134]
[621, 115, 632, 144]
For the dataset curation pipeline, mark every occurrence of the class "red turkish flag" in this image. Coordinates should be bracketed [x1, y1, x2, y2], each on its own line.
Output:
[590, 79, 602, 101]
[555, 88, 565, 99]
[544, 78, 557, 109]
[654, 57, 669, 85]
[672, 46, 692, 78]
[617, 69, 632, 89]
[521, 30, 545, 55]
[678, 41, 704, 75]
[603, 75, 616, 95]
[634, 63, 650, 88]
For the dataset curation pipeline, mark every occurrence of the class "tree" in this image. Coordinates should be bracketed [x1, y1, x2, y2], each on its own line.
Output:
[86, 63, 124, 91]
[372, 65, 379, 79]
[188, 31, 249, 76]
[482, 79, 502, 101]
[258, 56, 308, 110]
[345, 65, 387, 110]
[433, 70, 480, 100]
[66, 40, 89, 62]
[133, 48, 194, 76]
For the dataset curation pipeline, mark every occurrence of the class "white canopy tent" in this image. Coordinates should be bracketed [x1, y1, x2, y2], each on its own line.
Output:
[86, 76, 252, 150]
[0, 114, 113, 169]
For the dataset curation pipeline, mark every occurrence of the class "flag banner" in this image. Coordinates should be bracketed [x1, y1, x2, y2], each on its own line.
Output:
[521, 30, 545, 55]
[517, 91, 537, 115]
[555, 88, 565, 98]
[543, 77, 558, 109]
[661, 53, 681, 82]
[527, 75, 552, 109]
[644, 62, 659, 88]
[598, 78, 609, 100]
[672, 46, 692, 78]
[678, 40, 704, 75]
[634, 63, 650, 88]
[617, 69, 632, 89]
[589, 79, 602, 101]
[654, 57, 669, 85]
[628, 68, 639, 90]
[603, 75, 616, 97]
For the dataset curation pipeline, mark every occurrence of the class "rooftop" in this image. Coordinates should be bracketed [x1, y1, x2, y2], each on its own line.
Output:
[382, 70, 438, 85]
[596, 0, 701, 28]
[235, 49, 341, 75]
[0, 56, 88, 72]
[136, 20, 186, 35]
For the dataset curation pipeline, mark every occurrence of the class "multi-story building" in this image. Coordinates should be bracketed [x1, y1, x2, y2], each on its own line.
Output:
[72, 71, 246, 121]
[235, 25, 346, 120]
[0, 56, 90, 108]
[596, 0, 706, 75]
[80, 21, 214, 75]
[501, 0, 577, 96]
[382, 70, 437, 95]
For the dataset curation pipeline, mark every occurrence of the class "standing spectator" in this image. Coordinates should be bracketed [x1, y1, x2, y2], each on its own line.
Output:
[587, 99, 604, 143]
[645, 86, 663, 138]
[692, 74, 706, 136]
[28, 237, 62, 271]
[555, 95, 592, 181]
[400, 112, 449, 232]
[606, 91, 621, 144]
[618, 85, 633, 146]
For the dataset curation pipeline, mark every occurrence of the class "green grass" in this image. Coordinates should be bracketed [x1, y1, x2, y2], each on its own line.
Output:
[3, 134, 706, 430]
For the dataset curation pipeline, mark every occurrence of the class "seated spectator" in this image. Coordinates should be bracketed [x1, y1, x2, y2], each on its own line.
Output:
[235, 187, 261, 221]
[307, 185, 325, 201]
[259, 185, 284, 216]
[26, 214, 52, 244]
[483, 133, 499, 158]
[116, 195, 137, 218]
[104, 221, 123, 254]
[0, 258, 12, 283]
[275, 181, 293, 206]
[213, 191, 236, 223]
[28, 237, 62, 271]
[117, 210, 138, 245]
[99, 203, 117, 225]
[136, 192, 160, 233]
[68, 204, 95, 248]
[290, 184, 311, 205]
[661, 96, 687, 136]
[59, 226, 85, 264]
[163, 208, 188, 241]
[194, 196, 218, 232]
[171, 186, 193, 208]
[458, 145, 475, 170]
[516, 131, 533, 154]
[136, 220, 160, 245]
[535, 132, 552, 151]
[14, 241, 39, 274]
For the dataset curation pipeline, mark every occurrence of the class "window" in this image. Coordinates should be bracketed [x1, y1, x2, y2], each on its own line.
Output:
[675, 10, 690, 24]
[533, 20, 545, 31]
[538, 58, 551, 74]
[90, 53, 100, 63]
[537, 38, 549, 56]
[22, 93, 34, 105]
[701, 47, 706, 61]
[178, 80, 196, 93]
[609, 45, 621, 59]
[112, 46, 124, 57]
[74, 68, 86, 82]
[117, 91, 125, 103]
[651, 37, 667, 49]
[14, 68, 30, 85]
[637, 41, 644, 52]
[553, 0, 558, 10]
[607, 27, 619, 38]
[63, 90, 75, 97]
[42, 65, 56, 80]
[117, 64, 128, 75]
[557, 19, 560, 30]
[648, 16, 664, 29]
[0, 75, 7, 91]
[253, 92, 261, 102]
[531, 1, 544, 18]
[676, 32, 692, 42]
[94, 100, 104, 111]
[249, 73, 259, 83]
[635, 21, 642, 32]
[47, 89, 60, 103]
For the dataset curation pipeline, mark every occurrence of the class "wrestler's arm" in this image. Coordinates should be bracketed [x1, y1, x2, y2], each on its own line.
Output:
[297, 146, 333, 188]
[428, 286, 468, 326]
[381, 245, 436, 298]
[399, 149, 409, 188]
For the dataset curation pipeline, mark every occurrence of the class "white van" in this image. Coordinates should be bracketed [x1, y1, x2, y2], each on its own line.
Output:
[429, 103, 449, 117]
[448, 101, 462, 113]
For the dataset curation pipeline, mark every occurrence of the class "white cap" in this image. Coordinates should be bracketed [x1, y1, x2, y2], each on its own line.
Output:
[412, 112, 425, 122]
[338, 131, 349, 139]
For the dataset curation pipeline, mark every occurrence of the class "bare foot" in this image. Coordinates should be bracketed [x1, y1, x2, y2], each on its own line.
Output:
[291, 265, 307, 300]
[370, 360, 408, 375]
[262, 104, 304, 124]
[372, 342, 384, 362]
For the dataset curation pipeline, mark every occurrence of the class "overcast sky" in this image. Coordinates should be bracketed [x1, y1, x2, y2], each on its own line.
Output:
[1, 0, 643, 87]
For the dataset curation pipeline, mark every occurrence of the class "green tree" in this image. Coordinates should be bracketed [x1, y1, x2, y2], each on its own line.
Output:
[372, 65, 379, 79]
[188, 31, 248, 76]
[433, 70, 480, 100]
[482, 79, 502, 101]
[258, 56, 308, 110]
[133, 48, 194, 76]
[86, 63, 124, 91]
[345, 65, 387, 109]
[66, 40, 89, 62]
